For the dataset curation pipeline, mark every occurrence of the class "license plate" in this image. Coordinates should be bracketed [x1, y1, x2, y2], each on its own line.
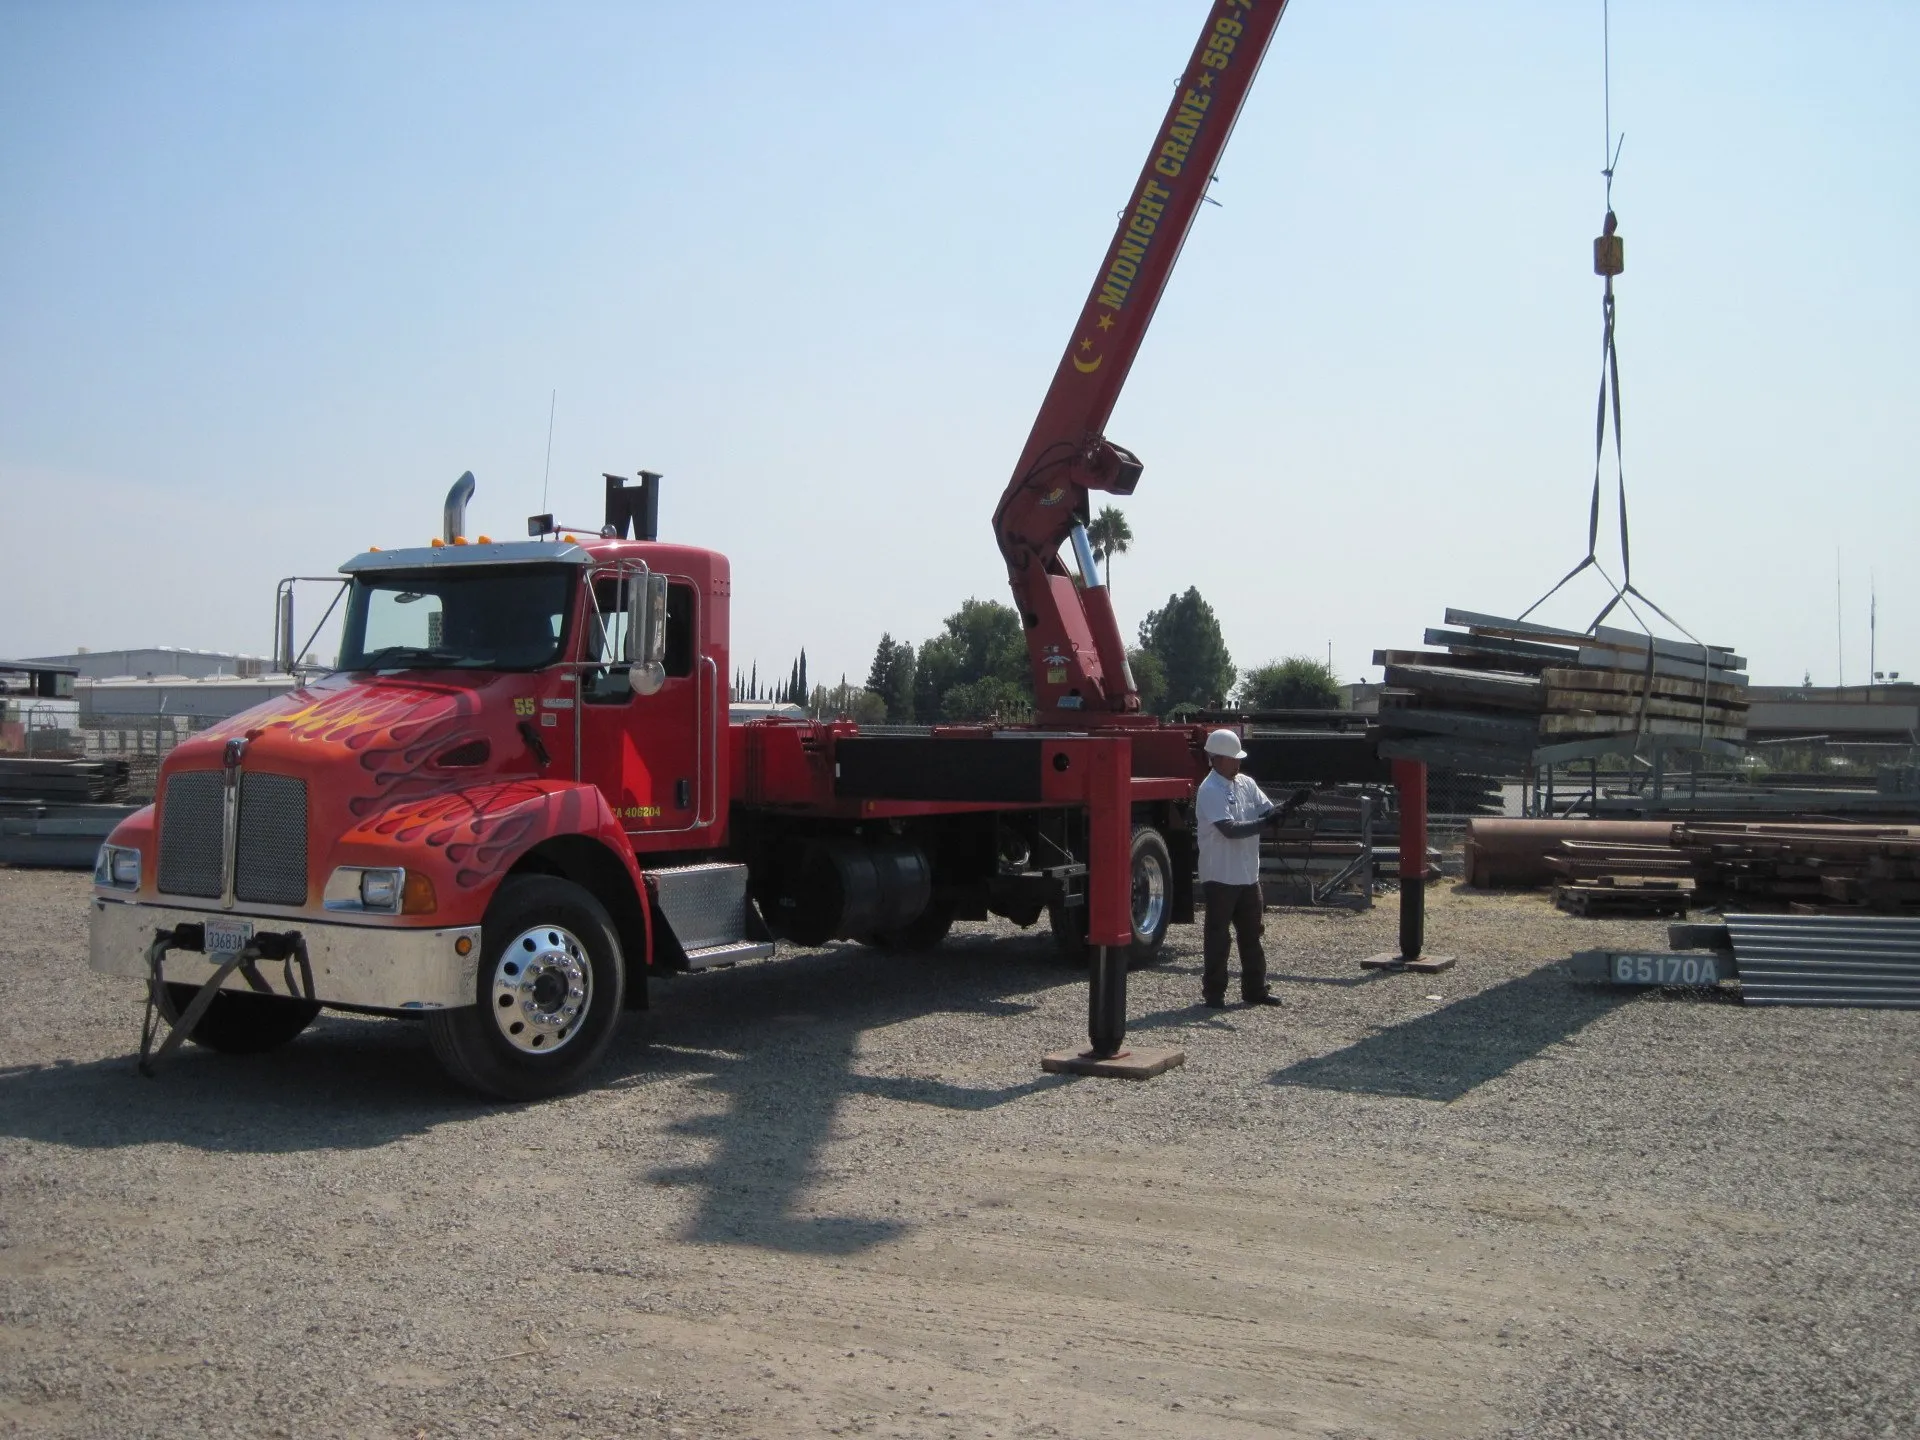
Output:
[204, 917, 254, 957]
[1610, 952, 1724, 987]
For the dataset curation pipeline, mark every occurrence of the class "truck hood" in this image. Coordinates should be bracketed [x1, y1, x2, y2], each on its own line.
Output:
[177, 671, 534, 817]
[143, 670, 600, 907]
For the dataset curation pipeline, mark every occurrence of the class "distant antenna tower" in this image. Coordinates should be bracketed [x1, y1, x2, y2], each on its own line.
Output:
[1836, 551, 1844, 688]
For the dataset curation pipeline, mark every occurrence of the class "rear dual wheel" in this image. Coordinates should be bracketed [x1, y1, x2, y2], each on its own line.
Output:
[1048, 826, 1173, 970]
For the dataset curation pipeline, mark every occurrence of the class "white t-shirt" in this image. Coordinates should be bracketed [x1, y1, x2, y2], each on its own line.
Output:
[1195, 769, 1272, 886]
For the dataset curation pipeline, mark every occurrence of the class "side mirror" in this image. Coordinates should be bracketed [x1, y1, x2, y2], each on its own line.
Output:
[625, 571, 669, 696]
[274, 583, 295, 674]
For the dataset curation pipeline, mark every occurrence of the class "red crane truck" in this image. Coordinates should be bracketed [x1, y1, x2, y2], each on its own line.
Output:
[88, 0, 1420, 1098]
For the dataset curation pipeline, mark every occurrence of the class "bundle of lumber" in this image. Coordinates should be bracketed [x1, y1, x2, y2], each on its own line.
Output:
[1554, 876, 1695, 918]
[1544, 838, 1693, 883]
[1373, 608, 1748, 770]
[1674, 822, 1920, 912]
[0, 757, 130, 804]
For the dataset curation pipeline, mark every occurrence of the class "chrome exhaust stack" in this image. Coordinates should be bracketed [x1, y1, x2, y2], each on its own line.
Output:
[443, 471, 476, 543]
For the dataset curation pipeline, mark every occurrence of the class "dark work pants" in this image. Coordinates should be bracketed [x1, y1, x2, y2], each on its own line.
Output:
[1202, 881, 1268, 1001]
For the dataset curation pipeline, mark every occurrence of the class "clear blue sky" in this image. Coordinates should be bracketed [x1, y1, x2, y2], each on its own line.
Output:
[3, 1, 1914, 688]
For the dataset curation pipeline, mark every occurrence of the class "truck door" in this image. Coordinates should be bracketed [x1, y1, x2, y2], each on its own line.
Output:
[577, 570, 712, 838]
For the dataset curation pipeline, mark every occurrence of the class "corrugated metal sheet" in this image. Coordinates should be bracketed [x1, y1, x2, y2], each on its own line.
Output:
[1726, 913, 1920, 1010]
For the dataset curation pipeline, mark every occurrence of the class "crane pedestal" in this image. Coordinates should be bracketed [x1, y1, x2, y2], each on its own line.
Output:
[1042, 1046, 1186, 1080]
[1041, 945, 1185, 1079]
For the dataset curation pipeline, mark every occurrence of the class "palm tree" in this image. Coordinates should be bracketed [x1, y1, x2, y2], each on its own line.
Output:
[1087, 505, 1133, 586]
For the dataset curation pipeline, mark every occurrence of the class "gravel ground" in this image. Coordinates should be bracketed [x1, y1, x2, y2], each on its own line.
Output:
[1, 867, 1915, 1439]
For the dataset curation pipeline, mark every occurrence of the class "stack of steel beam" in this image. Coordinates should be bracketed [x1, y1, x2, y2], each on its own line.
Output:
[1676, 822, 1920, 911]
[0, 757, 131, 803]
[1372, 608, 1748, 771]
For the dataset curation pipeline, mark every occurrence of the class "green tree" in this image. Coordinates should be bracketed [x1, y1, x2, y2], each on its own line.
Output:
[865, 634, 918, 722]
[940, 677, 1032, 724]
[1087, 505, 1133, 585]
[1138, 588, 1235, 714]
[1126, 646, 1166, 714]
[943, 598, 1027, 685]
[809, 677, 888, 725]
[911, 599, 1031, 723]
[912, 633, 965, 724]
[1237, 656, 1342, 710]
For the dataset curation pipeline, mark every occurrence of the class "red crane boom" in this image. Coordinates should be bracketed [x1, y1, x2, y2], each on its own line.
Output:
[994, 0, 1289, 726]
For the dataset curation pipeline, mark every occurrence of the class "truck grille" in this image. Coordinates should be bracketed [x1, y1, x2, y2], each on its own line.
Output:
[156, 771, 224, 898]
[235, 773, 309, 906]
[156, 770, 310, 907]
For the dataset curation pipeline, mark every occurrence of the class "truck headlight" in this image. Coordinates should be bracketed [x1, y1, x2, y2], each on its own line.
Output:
[359, 868, 401, 911]
[324, 866, 435, 914]
[94, 844, 141, 890]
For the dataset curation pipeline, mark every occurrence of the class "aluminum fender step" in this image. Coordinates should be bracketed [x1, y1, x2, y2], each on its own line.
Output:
[646, 862, 766, 962]
[681, 939, 777, 972]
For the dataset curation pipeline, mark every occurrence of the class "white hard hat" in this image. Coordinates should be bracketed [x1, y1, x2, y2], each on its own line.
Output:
[1204, 728, 1248, 760]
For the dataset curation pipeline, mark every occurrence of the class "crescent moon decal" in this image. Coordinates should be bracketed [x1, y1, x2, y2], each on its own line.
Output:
[1072, 352, 1103, 374]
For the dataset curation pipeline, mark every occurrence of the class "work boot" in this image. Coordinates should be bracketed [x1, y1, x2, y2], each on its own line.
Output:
[1243, 992, 1283, 1007]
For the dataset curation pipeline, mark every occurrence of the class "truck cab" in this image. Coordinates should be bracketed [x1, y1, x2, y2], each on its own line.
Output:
[87, 521, 773, 1099]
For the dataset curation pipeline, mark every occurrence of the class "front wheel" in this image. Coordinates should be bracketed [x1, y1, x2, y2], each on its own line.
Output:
[1049, 826, 1174, 970]
[427, 876, 626, 1101]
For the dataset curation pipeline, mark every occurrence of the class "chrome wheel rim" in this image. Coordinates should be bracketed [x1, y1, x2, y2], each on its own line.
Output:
[490, 924, 591, 1054]
[1132, 850, 1167, 937]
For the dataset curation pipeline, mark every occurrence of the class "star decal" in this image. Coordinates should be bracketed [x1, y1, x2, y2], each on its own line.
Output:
[1197, 71, 1213, 88]
[1079, 337, 1094, 351]
[1096, 313, 1114, 331]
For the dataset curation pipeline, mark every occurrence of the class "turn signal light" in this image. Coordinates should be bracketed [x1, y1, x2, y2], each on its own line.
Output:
[402, 871, 438, 915]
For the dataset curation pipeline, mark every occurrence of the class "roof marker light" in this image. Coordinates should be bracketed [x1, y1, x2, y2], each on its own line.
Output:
[430, 538, 445, 548]
[476, 534, 492, 544]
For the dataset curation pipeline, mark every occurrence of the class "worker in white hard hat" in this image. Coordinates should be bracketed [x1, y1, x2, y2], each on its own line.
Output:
[1195, 727, 1284, 1008]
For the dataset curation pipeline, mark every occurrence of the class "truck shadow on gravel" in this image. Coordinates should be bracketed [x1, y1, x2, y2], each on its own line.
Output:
[0, 925, 1086, 1257]
[1268, 962, 1633, 1102]
[608, 930, 1080, 1255]
[0, 1011, 473, 1151]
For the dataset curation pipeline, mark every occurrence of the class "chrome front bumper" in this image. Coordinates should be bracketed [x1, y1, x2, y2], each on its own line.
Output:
[88, 898, 482, 1011]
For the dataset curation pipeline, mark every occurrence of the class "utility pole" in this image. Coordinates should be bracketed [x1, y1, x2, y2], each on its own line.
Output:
[1869, 575, 1877, 689]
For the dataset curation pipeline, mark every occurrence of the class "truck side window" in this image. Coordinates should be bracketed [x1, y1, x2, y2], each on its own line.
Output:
[664, 582, 695, 678]
[585, 577, 630, 703]
[584, 576, 697, 699]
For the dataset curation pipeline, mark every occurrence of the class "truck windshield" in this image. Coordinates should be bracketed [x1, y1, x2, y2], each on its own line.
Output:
[337, 567, 574, 672]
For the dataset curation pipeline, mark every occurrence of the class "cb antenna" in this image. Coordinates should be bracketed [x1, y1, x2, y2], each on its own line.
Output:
[540, 389, 557, 515]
